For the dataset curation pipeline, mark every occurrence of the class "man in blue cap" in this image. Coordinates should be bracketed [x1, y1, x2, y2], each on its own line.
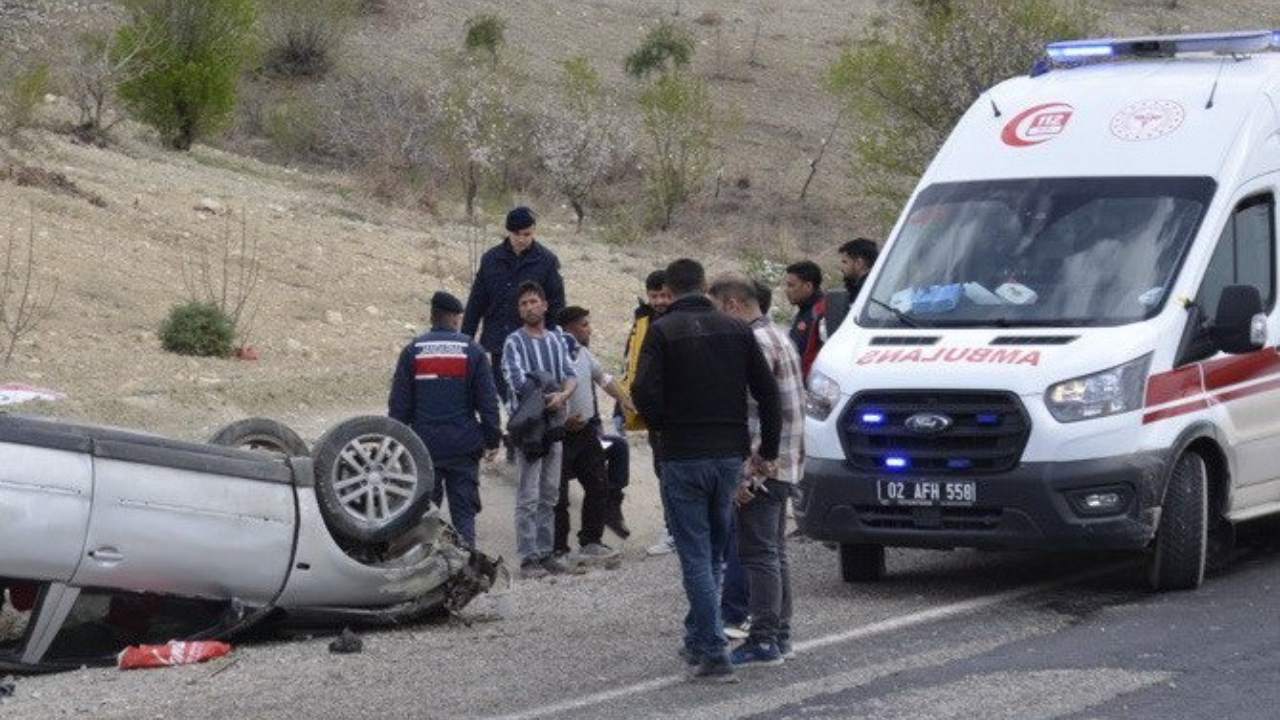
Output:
[463, 206, 566, 404]
[389, 290, 501, 548]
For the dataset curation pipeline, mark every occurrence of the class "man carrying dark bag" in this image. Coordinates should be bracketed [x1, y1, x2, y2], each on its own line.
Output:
[388, 291, 501, 549]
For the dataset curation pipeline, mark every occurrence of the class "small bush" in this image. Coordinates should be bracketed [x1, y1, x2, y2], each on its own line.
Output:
[264, 93, 322, 159]
[0, 60, 51, 135]
[638, 70, 714, 229]
[464, 13, 506, 64]
[115, 0, 258, 150]
[260, 0, 355, 79]
[625, 21, 695, 79]
[159, 301, 235, 357]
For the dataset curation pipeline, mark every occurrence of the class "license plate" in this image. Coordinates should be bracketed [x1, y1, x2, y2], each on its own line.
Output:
[877, 479, 977, 506]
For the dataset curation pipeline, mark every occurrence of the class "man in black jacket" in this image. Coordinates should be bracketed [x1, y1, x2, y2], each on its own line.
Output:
[462, 206, 567, 402]
[632, 258, 782, 683]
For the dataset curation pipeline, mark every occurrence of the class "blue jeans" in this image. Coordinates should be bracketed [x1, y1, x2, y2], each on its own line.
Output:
[660, 456, 742, 662]
[722, 513, 750, 625]
[515, 443, 563, 563]
[432, 462, 481, 549]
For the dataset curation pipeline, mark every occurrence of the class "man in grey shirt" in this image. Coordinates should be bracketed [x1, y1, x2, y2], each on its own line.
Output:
[554, 306, 636, 561]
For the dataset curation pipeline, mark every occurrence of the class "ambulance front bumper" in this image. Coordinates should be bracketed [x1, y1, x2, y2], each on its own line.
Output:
[795, 453, 1168, 551]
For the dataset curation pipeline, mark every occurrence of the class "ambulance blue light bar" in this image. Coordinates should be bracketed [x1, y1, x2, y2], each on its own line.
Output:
[1041, 30, 1280, 71]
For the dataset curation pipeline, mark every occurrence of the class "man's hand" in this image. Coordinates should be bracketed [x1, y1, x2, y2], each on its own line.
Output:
[749, 454, 778, 481]
[545, 390, 570, 411]
[734, 479, 756, 508]
[619, 395, 638, 418]
[483, 447, 500, 463]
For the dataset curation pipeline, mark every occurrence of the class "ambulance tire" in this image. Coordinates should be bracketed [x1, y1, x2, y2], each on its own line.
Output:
[839, 543, 886, 582]
[312, 416, 435, 545]
[1148, 452, 1208, 592]
[209, 417, 310, 457]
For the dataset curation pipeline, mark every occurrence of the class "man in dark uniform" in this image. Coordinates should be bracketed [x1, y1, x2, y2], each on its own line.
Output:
[389, 291, 501, 549]
[783, 260, 825, 378]
[462, 206, 567, 403]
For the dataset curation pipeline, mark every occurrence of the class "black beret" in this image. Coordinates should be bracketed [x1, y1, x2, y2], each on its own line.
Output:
[505, 206, 536, 233]
[430, 291, 464, 314]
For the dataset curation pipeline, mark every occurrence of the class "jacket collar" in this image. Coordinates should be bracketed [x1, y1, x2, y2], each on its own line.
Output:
[667, 294, 714, 314]
[798, 289, 824, 314]
[501, 237, 541, 260]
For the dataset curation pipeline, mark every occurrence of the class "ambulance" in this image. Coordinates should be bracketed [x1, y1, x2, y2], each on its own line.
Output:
[797, 31, 1280, 591]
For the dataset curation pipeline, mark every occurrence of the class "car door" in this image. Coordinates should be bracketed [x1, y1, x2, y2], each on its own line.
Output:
[71, 433, 296, 605]
[1190, 184, 1280, 512]
[0, 421, 94, 585]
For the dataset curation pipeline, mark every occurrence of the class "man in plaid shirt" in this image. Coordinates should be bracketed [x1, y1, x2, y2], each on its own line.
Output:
[709, 273, 805, 667]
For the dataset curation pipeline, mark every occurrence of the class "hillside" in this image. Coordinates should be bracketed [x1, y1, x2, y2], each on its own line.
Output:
[1, 0, 1278, 439]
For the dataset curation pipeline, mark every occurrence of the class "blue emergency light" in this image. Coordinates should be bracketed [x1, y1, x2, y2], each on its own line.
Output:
[860, 412, 886, 426]
[884, 456, 909, 470]
[1036, 30, 1280, 76]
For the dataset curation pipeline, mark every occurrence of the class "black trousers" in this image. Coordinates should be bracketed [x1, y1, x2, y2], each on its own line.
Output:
[554, 425, 609, 551]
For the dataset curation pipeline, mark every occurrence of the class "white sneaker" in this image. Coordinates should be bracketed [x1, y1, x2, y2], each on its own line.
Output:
[723, 618, 751, 640]
[646, 534, 675, 556]
[578, 543, 620, 561]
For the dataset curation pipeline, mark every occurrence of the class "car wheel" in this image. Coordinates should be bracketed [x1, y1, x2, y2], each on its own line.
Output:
[839, 543, 886, 582]
[209, 417, 309, 456]
[1148, 451, 1208, 592]
[311, 416, 435, 544]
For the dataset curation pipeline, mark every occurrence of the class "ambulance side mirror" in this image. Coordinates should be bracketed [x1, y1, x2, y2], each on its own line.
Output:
[1212, 284, 1267, 354]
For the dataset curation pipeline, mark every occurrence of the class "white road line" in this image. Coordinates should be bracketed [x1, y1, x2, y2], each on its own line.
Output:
[486, 562, 1129, 720]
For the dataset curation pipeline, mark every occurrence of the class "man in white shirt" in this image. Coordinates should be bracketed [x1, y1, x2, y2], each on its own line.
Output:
[555, 306, 637, 561]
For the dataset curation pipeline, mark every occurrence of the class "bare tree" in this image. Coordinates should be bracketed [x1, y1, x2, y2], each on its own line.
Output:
[69, 29, 153, 144]
[799, 106, 846, 203]
[1, 210, 59, 366]
[181, 211, 262, 346]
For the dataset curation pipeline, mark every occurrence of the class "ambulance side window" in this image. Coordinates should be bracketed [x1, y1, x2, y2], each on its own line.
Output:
[1197, 194, 1275, 320]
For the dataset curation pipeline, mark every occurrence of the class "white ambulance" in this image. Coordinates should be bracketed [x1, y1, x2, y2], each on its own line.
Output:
[798, 31, 1280, 591]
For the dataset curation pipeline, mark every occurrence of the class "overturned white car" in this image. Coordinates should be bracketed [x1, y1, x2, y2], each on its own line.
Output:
[0, 414, 506, 673]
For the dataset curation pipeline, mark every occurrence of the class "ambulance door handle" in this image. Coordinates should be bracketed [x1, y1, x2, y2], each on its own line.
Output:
[88, 546, 124, 565]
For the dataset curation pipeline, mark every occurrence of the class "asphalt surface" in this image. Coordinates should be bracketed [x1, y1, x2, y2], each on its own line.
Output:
[4, 446, 1280, 719]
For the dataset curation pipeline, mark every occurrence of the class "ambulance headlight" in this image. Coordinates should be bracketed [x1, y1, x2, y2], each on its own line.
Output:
[805, 370, 842, 421]
[1044, 354, 1151, 423]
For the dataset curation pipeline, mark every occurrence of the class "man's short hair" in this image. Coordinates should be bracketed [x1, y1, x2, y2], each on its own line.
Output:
[753, 279, 773, 316]
[645, 269, 668, 292]
[557, 306, 590, 326]
[516, 280, 545, 301]
[785, 260, 823, 289]
[708, 273, 760, 309]
[839, 237, 879, 266]
[665, 258, 705, 296]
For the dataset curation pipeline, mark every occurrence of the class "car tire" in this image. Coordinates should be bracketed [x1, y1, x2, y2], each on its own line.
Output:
[209, 417, 310, 456]
[839, 543, 886, 582]
[1148, 451, 1208, 592]
[311, 416, 435, 544]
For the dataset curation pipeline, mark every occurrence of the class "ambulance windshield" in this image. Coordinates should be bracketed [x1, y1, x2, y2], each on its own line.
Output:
[860, 176, 1217, 328]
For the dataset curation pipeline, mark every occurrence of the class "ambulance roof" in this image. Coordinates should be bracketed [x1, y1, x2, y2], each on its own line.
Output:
[927, 53, 1280, 184]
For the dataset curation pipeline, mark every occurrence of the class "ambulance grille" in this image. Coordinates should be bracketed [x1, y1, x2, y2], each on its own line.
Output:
[840, 390, 1030, 474]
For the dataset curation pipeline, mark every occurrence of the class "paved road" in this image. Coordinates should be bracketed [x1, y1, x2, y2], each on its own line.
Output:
[5, 446, 1280, 719]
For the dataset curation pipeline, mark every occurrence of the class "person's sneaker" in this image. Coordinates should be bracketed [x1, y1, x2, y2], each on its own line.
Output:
[677, 646, 700, 667]
[578, 543, 620, 561]
[778, 639, 796, 660]
[691, 657, 739, 683]
[519, 559, 549, 580]
[541, 555, 571, 575]
[730, 641, 784, 668]
[646, 534, 675, 556]
[723, 618, 751, 641]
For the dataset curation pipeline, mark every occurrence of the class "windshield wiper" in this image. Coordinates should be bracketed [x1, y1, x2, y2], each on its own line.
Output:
[866, 297, 923, 328]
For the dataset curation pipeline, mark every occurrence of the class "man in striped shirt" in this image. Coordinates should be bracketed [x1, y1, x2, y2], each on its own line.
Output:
[709, 273, 805, 667]
[502, 281, 578, 579]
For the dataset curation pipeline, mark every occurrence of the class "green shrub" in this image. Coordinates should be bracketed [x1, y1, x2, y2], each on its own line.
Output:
[115, 0, 258, 150]
[159, 301, 235, 357]
[638, 71, 714, 230]
[827, 0, 1095, 227]
[625, 21, 695, 79]
[0, 61, 51, 134]
[265, 93, 321, 159]
[464, 13, 506, 64]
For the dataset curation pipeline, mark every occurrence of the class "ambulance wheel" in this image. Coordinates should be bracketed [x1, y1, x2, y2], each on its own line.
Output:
[209, 417, 309, 456]
[839, 543, 886, 582]
[312, 416, 435, 544]
[1148, 452, 1208, 592]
